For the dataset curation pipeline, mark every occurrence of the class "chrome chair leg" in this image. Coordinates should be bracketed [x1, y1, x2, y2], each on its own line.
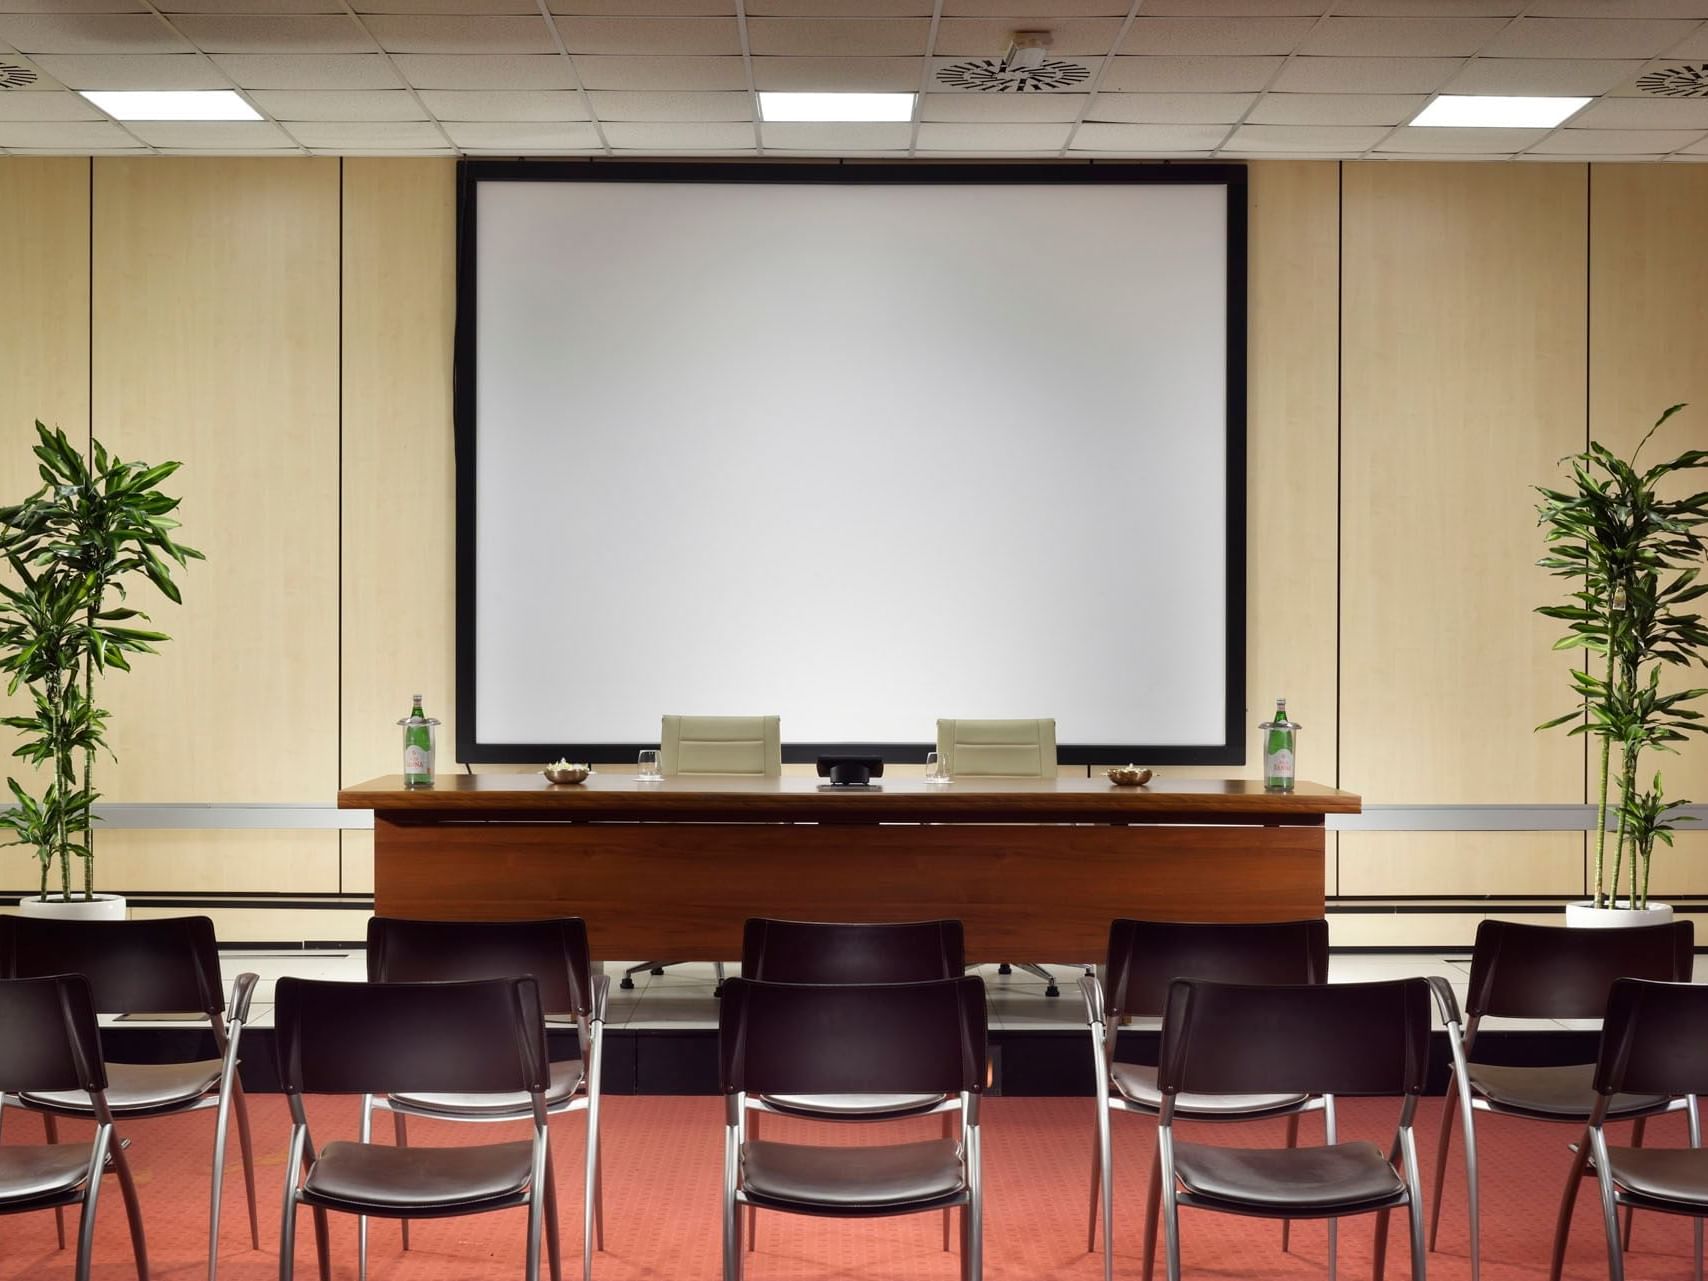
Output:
[393, 1109, 411, 1251]
[1097, 1099, 1114, 1281]
[45, 1111, 67, 1250]
[1324, 1095, 1339, 1281]
[111, 1136, 151, 1281]
[1281, 1112, 1300, 1253]
[1143, 1143, 1162, 1281]
[232, 1083, 260, 1249]
[1086, 1122, 1101, 1252]
[1622, 1115, 1646, 1249]
[1590, 1129, 1625, 1281]
[1159, 1130, 1183, 1281]
[1400, 1126, 1427, 1281]
[543, 1144, 563, 1281]
[525, 1131, 547, 1281]
[278, 1127, 306, 1281]
[75, 1125, 113, 1281]
[209, 1064, 238, 1281]
[721, 1120, 743, 1281]
[964, 1111, 983, 1281]
[356, 1094, 373, 1281]
[1548, 1132, 1593, 1281]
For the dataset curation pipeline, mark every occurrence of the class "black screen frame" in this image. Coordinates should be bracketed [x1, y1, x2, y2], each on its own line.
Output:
[454, 159, 1248, 767]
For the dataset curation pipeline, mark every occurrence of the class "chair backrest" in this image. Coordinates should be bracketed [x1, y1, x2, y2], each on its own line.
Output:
[0, 914, 225, 1017]
[1594, 978, 1708, 1100]
[741, 918, 965, 984]
[720, 976, 986, 1098]
[660, 714, 781, 777]
[0, 974, 107, 1096]
[1158, 977, 1431, 1100]
[273, 977, 550, 1098]
[1463, 919, 1694, 1021]
[367, 916, 592, 1018]
[935, 718, 1057, 778]
[1104, 918, 1329, 1019]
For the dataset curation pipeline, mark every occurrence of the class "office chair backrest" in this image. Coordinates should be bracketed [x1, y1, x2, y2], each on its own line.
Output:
[1464, 918, 1694, 1021]
[274, 976, 549, 1097]
[0, 973, 107, 1096]
[1105, 918, 1329, 1019]
[0, 914, 225, 1017]
[367, 916, 592, 1019]
[719, 976, 987, 1098]
[741, 918, 966, 984]
[1594, 978, 1708, 1100]
[1158, 977, 1431, 1100]
[660, 714, 782, 777]
[936, 718, 1056, 778]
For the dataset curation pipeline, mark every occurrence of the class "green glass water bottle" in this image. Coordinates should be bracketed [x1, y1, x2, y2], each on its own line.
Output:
[399, 694, 439, 789]
[1260, 698, 1298, 793]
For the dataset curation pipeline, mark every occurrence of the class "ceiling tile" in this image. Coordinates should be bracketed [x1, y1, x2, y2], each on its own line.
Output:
[1224, 122, 1389, 150]
[1610, 56, 1708, 94]
[1446, 56, 1647, 94]
[1273, 55, 1460, 91]
[920, 90, 1085, 121]
[575, 53, 746, 89]
[0, 51, 60, 90]
[934, 18, 1124, 56]
[247, 89, 428, 120]
[552, 16, 741, 55]
[1087, 91, 1255, 123]
[1121, 17, 1317, 55]
[747, 18, 929, 57]
[1247, 91, 1425, 124]
[754, 55, 921, 89]
[35, 52, 231, 88]
[356, 0, 540, 11]
[758, 120, 912, 147]
[123, 119, 297, 147]
[211, 53, 404, 88]
[1376, 124, 1549, 151]
[1532, 126, 1705, 151]
[170, 16, 371, 53]
[751, 0, 929, 12]
[551, 0, 735, 12]
[1681, 134, 1708, 152]
[0, 0, 147, 10]
[0, 15, 190, 54]
[0, 88, 101, 119]
[916, 120, 1073, 148]
[165, 1, 345, 10]
[419, 89, 588, 119]
[1527, 0, 1708, 15]
[282, 119, 447, 147]
[1069, 120, 1228, 148]
[364, 15, 555, 54]
[1663, 29, 1708, 56]
[1137, 0, 1327, 12]
[0, 119, 141, 147]
[1572, 95, 1708, 127]
[602, 119, 753, 146]
[583, 89, 751, 119]
[1333, 0, 1521, 12]
[1100, 54, 1282, 91]
[391, 53, 575, 88]
[440, 119, 600, 146]
[1300, 16, 1507, 56]
[1479, 17, 1697, 59]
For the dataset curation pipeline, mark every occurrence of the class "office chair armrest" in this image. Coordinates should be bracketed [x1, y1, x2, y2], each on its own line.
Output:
[1078, 971, 1104, 1028]
[590, 972, 610, 1026]
[229, 971, 260, 1026]
[1425, 974, 1464, 1031]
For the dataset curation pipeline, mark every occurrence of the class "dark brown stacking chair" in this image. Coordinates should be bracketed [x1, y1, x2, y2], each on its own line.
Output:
[1550, 977, 1708, 1281]
[0, 915, 259, 1281]
[274, 975, 558, 1281]
[1429, 918, 1694, 1281]
[718, 975, 988, 1281]
[0, 974, 148, 1281]
[739, 918, 968, 1252]
[362, 917, 606, 1281]
[1082, 918, 1329, 1281]
[1154, 977, 1433, 1281]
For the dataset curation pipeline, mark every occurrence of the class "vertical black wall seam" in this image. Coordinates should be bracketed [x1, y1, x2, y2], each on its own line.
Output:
[85, 157, 95, 862]
[1334, 160, 1344, 897]
[1582, 163, 1592, 899]
[336, 158, 345, 897]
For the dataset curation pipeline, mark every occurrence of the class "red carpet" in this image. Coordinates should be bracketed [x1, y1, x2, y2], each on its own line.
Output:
[1, 1095, 1700, 1280]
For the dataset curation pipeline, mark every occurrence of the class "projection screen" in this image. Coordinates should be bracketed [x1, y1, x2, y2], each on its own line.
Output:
[456, 163, 1246, 765]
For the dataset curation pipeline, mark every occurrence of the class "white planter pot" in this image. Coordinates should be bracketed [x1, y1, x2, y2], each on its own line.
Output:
[1565, 900, 1674, 929]
[17, 893, 127, 921]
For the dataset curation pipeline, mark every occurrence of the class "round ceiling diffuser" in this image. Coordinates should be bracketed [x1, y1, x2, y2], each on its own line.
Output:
[0, 61, 39, 90]
[1635, 63, 1708, 97]
[935, 58, 1092, 93]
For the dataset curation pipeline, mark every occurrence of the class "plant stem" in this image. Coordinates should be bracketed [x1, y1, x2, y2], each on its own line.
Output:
[82, 602, 94, 900]
[1592, 649, 1614, 908]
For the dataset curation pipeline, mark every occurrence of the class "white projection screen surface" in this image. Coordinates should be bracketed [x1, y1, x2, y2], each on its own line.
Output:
[460, 167, 1245, 764]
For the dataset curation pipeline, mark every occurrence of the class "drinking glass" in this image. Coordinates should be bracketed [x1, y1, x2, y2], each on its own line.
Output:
[637, 749, 662, 781]
[924, 751, 949, 784]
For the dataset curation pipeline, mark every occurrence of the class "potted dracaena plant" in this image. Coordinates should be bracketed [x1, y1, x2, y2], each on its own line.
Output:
[0, 422, 200, 918]
[1536, 403, 1708, 927]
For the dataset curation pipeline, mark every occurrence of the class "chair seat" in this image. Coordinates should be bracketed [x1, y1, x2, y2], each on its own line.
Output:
[0, 1144, 94, 1204]
[1468, 1063, 1667, 1120]
[302, 1139, 535, 1214]
[760, 1092, 947, 1120]
[22, 1059, 222, 1114]
[1606, 1146, 1708, 1211]
[1172, 1139, 1406, 1213]
[742, 1138, 964, 1210]
[389, 1059, 584, 1117]
[1111, 1063, 1308, 1117]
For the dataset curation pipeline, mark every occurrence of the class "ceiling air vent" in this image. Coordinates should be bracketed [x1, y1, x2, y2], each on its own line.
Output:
[1634, 64, 1708, 97]
[936, 58, 1092, 92]
[0, 61, 38, 90]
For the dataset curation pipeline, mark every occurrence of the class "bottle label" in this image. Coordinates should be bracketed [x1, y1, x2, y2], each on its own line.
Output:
[1265, 747, 1294, 779]
[404, 745, 429, 775]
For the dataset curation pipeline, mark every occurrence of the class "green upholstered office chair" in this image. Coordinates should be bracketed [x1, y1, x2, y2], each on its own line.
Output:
[621, 715, 783, 992]
[935, 718, 1069, 996]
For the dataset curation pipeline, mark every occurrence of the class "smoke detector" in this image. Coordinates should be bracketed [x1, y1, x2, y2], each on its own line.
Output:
[936, 32, 1092, 93]
[1635, 63, 1708, 97]
[0, 61, 38, 90]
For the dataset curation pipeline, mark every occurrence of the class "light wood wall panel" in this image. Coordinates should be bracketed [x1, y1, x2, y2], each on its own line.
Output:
[97, 830, 339, 895]
[1340, 162, 1588, 814]
[340, 158, 457, 789]
[0, 158, 88, 454]
[1339, 831, 1584, 898]
[91, 158, 341, 805]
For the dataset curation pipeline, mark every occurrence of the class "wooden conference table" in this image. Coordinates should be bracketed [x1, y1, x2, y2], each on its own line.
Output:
[340, 773, 1359, 964]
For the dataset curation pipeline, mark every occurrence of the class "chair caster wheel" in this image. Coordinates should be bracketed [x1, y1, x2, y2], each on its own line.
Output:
[619, 976, 636, 990]
[714, 982, 725, 997]
[997, 963, 1013, 975]
[650, 966, 666, 976]
[1045, 984, 1060, 998]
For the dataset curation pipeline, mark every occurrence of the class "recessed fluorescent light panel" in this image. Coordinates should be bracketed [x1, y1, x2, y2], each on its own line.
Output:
[79, 90, 261, 121]
[758, 92, 916, 122]
[1410, 95, 1590, 128]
